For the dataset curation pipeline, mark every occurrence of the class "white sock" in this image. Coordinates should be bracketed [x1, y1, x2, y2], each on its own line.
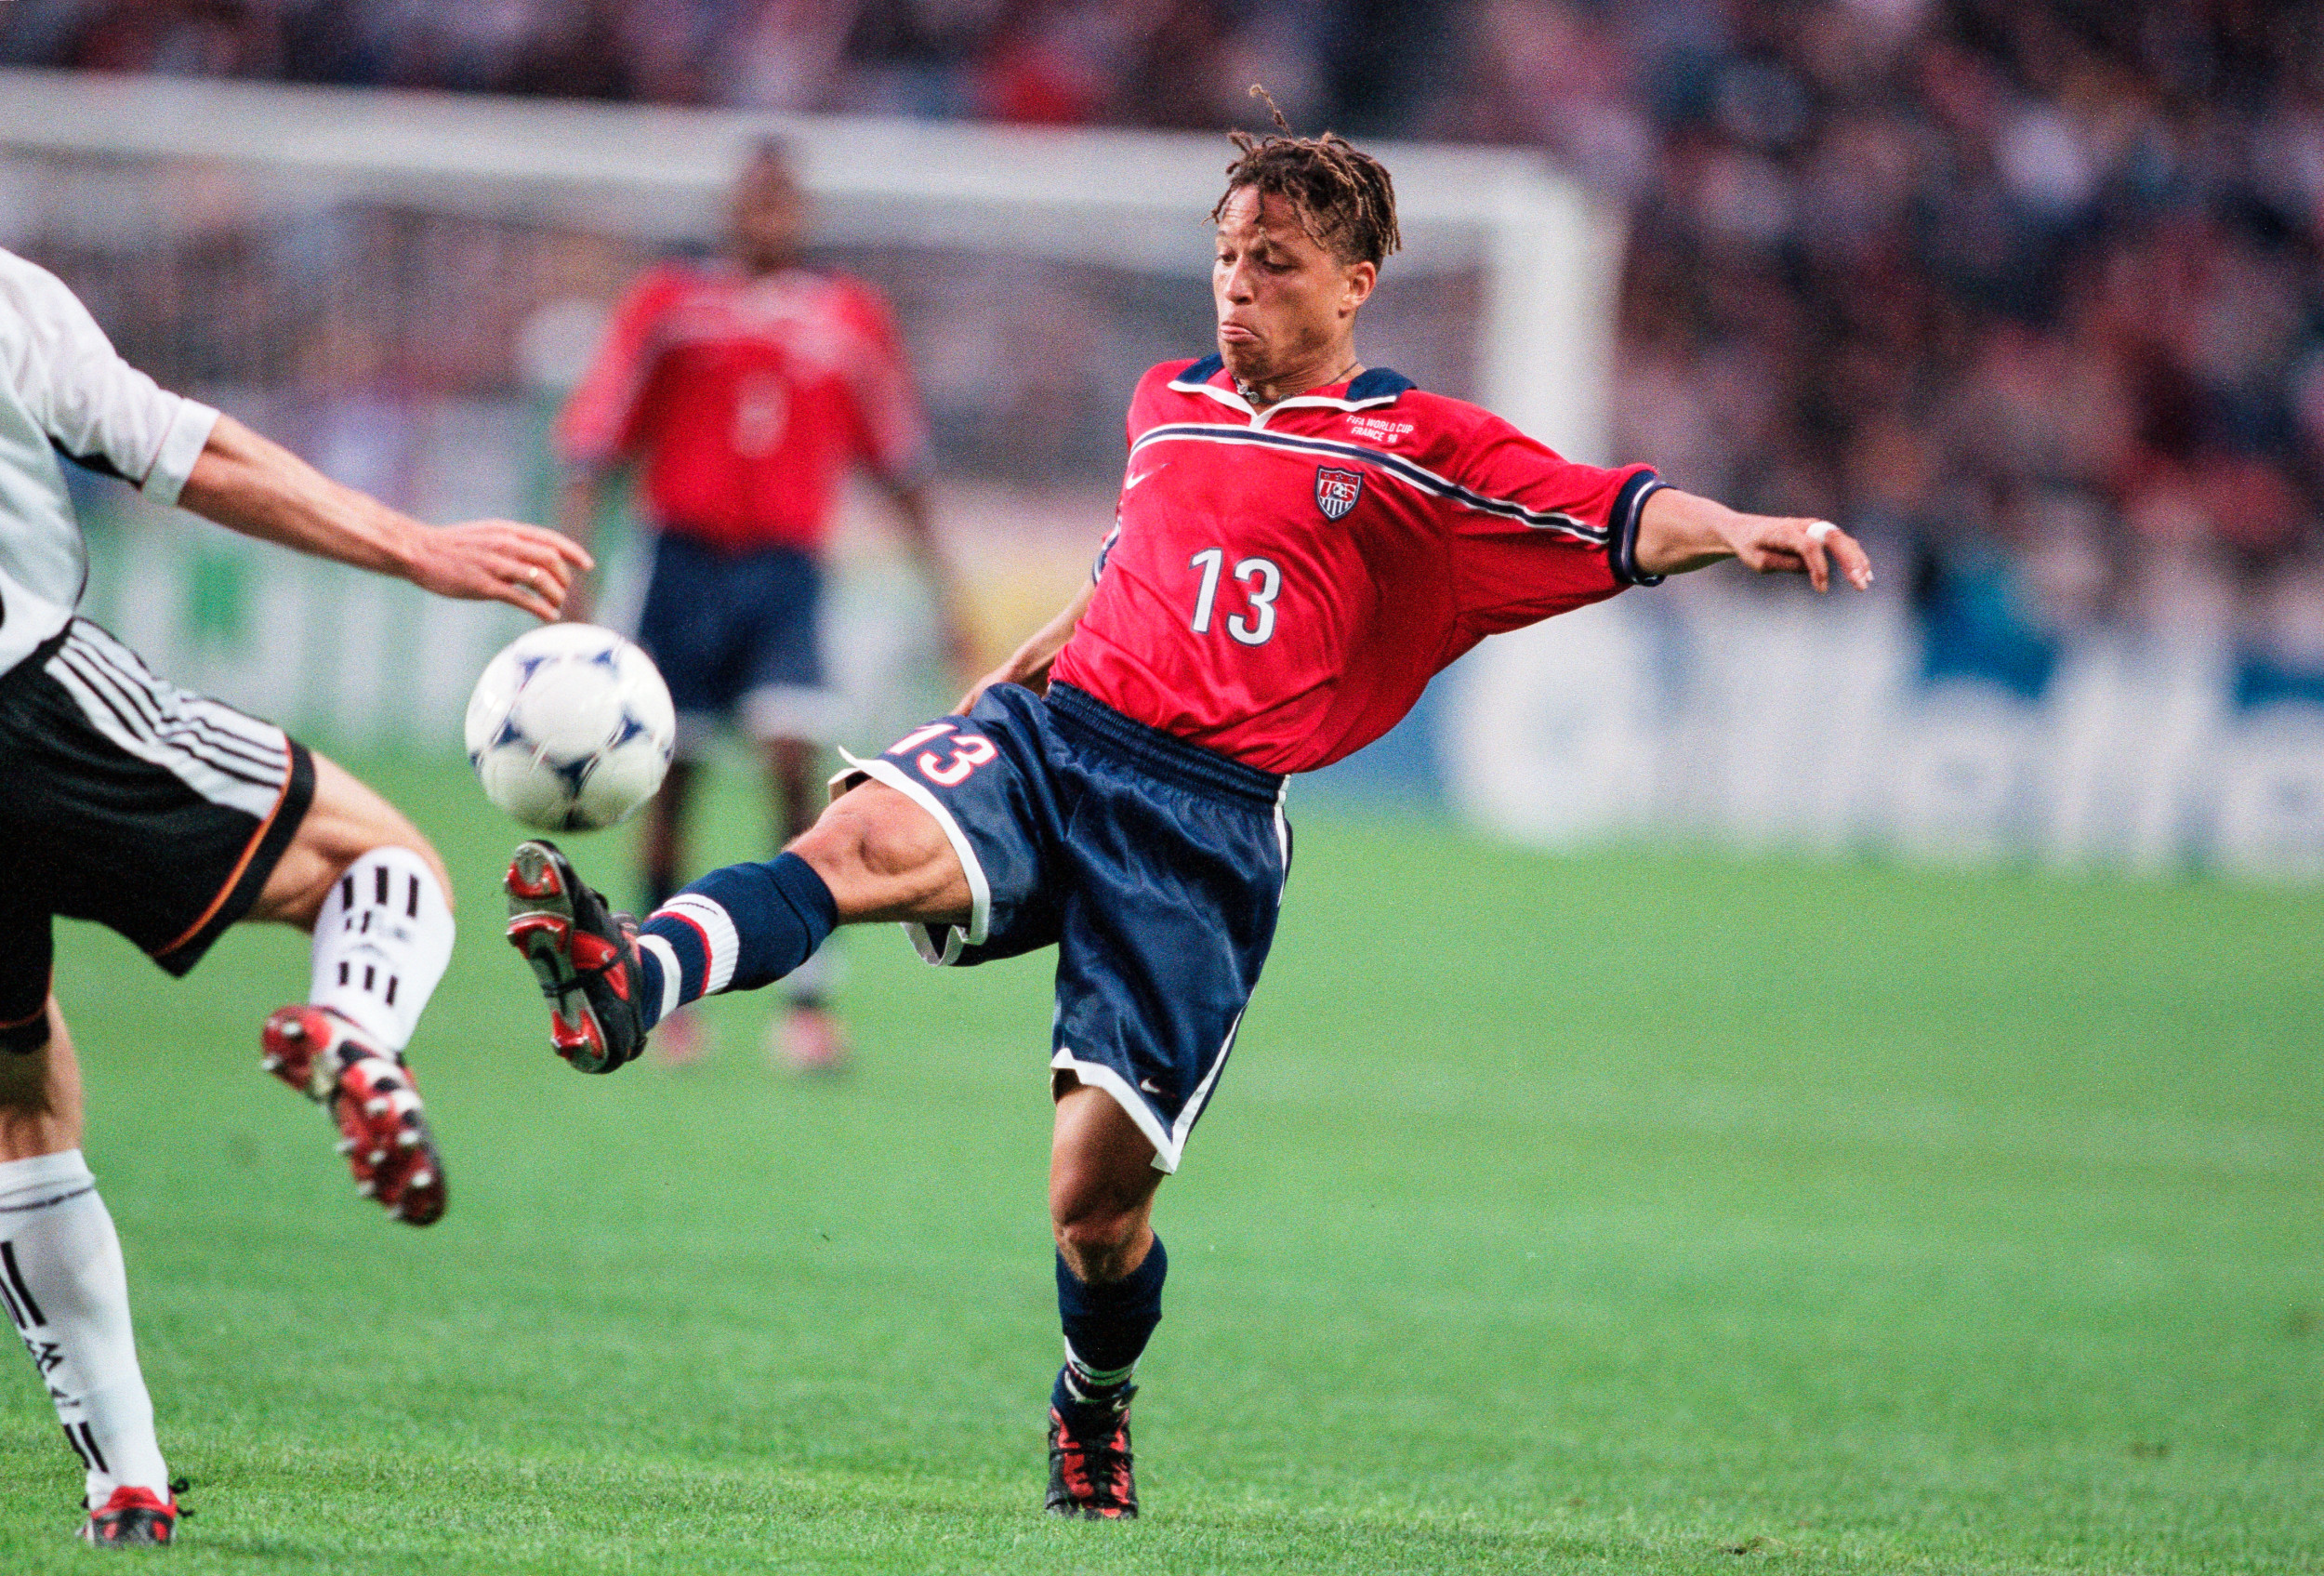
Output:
[310, 848, 455, 1053]
[0, 1149, 171, 1504]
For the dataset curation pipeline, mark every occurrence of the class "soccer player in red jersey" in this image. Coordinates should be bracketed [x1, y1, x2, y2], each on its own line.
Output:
[555, 139, 967, 1071]
[507, 121, 1873, 1516]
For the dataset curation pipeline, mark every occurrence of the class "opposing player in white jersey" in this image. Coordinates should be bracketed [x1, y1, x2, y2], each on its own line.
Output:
[0, 250, 587, 1545]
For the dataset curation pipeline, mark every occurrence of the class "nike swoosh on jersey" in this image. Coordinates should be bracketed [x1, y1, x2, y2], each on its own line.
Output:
[1122, 466, 1165, 489]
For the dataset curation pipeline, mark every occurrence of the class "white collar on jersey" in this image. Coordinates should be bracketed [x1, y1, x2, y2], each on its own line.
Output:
[1166, 354, 1413, 429]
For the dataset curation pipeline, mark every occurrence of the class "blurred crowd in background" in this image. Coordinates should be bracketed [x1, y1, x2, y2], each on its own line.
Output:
[7, 0, 2324, 682]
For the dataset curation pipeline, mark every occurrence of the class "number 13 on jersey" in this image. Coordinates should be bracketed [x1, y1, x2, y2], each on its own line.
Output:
[1188, 548, 1281, 646]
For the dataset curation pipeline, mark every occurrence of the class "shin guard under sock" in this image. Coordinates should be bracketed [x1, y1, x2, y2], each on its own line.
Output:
[0, 1151, 171, 1505]
[631, 852, 837, 1029]
[1052, 1238, 1168, 1423]
[309, 847, 455, 1053]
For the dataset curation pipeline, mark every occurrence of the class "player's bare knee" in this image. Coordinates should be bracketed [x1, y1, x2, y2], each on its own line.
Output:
[261, 757, 455, 928]
[311, 755, 451, 885]
[0, 1004, 84, 1154]
[1051, 1205, 1146, 1283]
[790, 787, 955, 918]
[787, 806, 873, 890]
[0, 1047, 47, 1112]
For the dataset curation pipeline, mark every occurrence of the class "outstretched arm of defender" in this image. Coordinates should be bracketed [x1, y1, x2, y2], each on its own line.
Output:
[1633, 486, 1874, 591]
[178, 413, 593, 619]
[956, 580, 1096, 712]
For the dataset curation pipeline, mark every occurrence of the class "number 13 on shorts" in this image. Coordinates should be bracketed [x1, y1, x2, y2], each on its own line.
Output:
[888, 721, 997, 787]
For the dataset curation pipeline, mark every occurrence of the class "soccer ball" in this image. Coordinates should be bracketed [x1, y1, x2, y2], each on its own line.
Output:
[464, 624, 675, 831]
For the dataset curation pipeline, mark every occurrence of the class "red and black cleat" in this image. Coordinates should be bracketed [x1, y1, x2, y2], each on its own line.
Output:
[504, 840, 648, 1075]
[261, 1005, 446, 1226]
[1045, 1388, 1140, 1520]
[80, 1485, 178, 1547]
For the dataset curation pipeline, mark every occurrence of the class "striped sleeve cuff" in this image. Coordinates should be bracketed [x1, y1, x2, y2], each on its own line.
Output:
[1607, 468, 1666, 588]
[140, 397, 220, 506]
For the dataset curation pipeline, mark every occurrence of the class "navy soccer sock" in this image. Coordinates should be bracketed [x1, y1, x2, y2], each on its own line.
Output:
[1051, 1238, 1167, 1424]
[629, 853, 837, 1030]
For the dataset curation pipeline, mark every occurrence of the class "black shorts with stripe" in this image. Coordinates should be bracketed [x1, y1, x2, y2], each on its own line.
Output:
[0, 619, 314, 1051]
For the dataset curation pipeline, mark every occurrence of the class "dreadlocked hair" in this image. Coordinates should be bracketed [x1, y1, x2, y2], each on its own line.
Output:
[1212, 86, 1402, 268]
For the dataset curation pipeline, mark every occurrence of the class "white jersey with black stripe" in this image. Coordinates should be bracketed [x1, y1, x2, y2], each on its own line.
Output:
[0, 249, 219, 676]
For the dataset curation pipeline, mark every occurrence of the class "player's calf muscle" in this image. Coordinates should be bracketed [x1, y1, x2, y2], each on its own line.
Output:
[789, 783, 970, 926]
[1050, 1087, 1163, 1283]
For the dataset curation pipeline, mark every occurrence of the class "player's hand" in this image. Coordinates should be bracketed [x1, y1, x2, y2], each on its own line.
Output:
[1723, 515, 1874, 593]
[403, 521, 595, 620]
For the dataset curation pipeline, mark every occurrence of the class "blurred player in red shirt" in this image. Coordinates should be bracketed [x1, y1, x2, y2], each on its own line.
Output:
[555, 140, 967, 1071]
[511, 115, 1872, 1514]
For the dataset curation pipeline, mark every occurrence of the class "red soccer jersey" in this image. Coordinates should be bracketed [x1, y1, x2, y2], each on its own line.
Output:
[555, 261, 930, 554]
[1048, 356, 1665, 775]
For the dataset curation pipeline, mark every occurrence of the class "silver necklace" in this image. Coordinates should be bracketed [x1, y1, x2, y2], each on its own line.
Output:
[1236, 360, 1360, 405]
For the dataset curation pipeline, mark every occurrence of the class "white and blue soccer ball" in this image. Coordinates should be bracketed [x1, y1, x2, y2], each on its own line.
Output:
[464, 624, 675, 832]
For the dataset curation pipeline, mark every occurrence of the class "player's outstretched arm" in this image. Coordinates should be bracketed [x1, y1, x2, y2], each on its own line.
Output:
[178, 414, 593, 620]
[955, 580, 1095, 713]
[1633, 486, 1874, 592]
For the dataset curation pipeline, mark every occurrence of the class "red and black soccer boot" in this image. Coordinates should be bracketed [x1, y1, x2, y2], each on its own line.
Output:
[504, 840, 648, 1074]
[80, 1485, 178, 1546]
[1045, 1384, 1140, 1520]
[261, 1006, 447, 1225]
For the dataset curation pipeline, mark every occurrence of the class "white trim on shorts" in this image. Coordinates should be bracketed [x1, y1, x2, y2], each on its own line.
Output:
[1169, 1007, 1246, 1161]
[1050, 1050, 1182, 1172]
[1050, 1008, 1244, 1177]
[1273, 779, 1291, 895]
[43, 621, 289, 821]
[831, 749, 992, 960]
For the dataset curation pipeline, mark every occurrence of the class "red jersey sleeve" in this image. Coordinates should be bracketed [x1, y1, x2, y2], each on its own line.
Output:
[1442, 404, 1665, 640]
[835, 281, 932, 488]
[553, 264, 689, 472]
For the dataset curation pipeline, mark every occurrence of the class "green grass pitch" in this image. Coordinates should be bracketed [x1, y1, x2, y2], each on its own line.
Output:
[2, 751, 2318, 1573]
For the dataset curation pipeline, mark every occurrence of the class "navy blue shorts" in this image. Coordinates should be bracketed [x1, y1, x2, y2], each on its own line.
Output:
[838, 683, 1290, 1171]
[634, 530, 835, 756]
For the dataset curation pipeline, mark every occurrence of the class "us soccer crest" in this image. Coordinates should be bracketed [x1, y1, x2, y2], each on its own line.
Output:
[1314, 466, 1364, 520]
